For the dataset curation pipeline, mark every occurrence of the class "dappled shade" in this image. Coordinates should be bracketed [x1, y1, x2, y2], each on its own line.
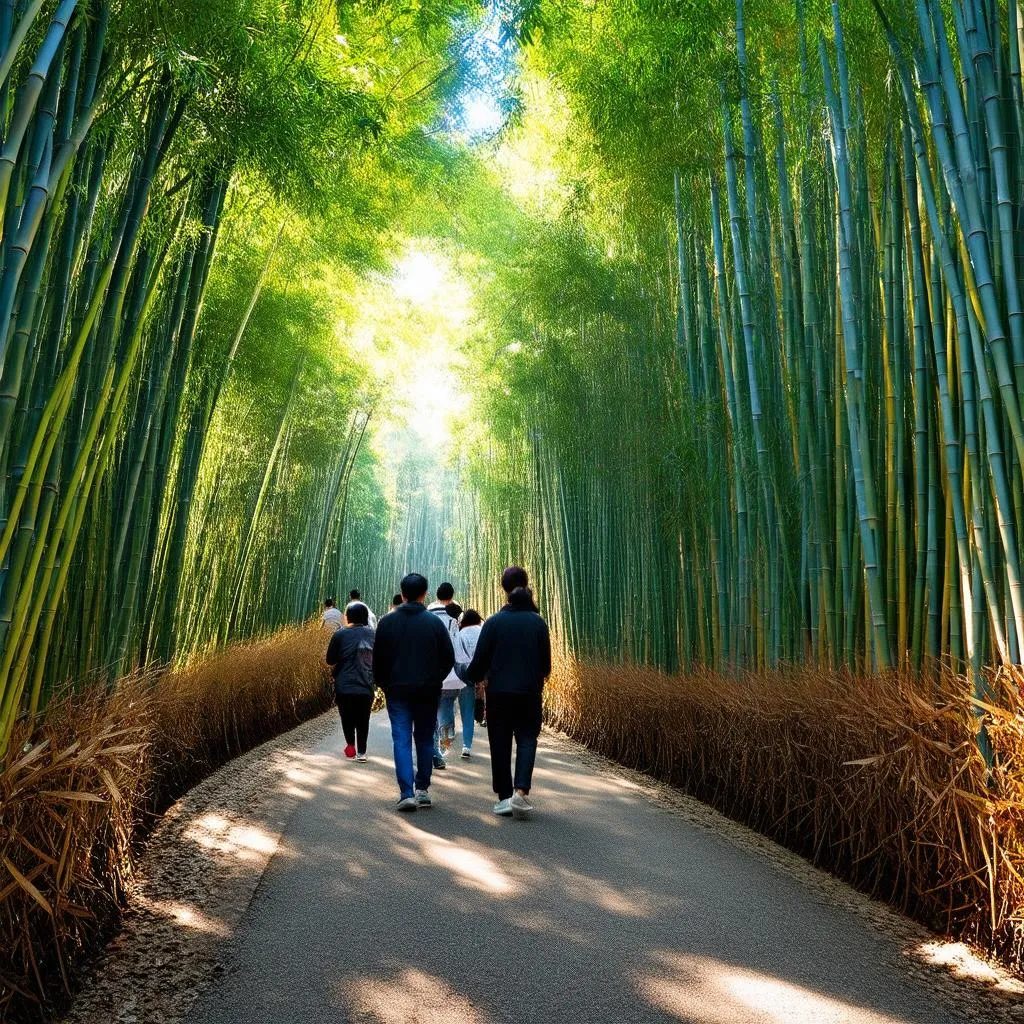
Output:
[5, 0, 1024, 1015]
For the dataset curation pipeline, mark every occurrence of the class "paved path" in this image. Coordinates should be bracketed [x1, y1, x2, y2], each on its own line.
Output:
[191, 710, 974, 1024]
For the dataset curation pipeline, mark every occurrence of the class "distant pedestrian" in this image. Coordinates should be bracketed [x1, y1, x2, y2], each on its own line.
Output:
[455, 609, 484, 759]
[372, 573, 455, 812]
[346, 589, 377, 629]
[434, 602, 463, 755]
[325, 602, 376, 762]
[391, 594, 403, 609]
[428, 582, 461, 769]
[322, 598, 343, 630]
[459, 567, 551, 819]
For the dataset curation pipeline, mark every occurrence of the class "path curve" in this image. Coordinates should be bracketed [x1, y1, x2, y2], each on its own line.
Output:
[171, 710, 1013, 1024]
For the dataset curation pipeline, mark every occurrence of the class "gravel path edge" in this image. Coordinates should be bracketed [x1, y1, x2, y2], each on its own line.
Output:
[62, 711, 339, 1024]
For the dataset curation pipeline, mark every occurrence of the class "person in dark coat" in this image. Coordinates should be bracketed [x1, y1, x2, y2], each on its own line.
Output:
[326, 602, 376, 761]
[372, 574, 455, 811]
[459, 566, 551, 819]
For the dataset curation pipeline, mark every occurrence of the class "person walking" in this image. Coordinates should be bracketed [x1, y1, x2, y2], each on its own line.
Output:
[454, 609, 484, 759]
[325, 602, 376, 761]
[459, 567, 551, 819]
[346, 589, 377, 629]
[428, 582, 461, 770]
[434, 603, 464, 758]
[372, 573, 455, 812]
[322, 598, 343, 629]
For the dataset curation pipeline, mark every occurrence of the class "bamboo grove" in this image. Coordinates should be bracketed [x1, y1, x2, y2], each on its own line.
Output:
[0, 0, 488, 760]
[5, 0, 1024, 759]
[454, 0, 1024, 697]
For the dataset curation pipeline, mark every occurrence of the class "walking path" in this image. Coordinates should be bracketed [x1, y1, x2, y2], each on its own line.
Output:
[177, 711, 1004, 1024]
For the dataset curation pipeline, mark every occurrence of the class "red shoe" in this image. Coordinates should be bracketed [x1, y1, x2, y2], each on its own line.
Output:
[344, 744, 356, 759]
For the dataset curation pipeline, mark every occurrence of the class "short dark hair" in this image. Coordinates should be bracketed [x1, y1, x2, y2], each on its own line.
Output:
[324, 598, 336, 608]
[349, 589, 361, 601]
[501, 566, 528, 593]
[461, 609, 483, 628]
[345, 602, 369, 626]
[445, 602, 463, 619]
[401, 573, 429, 600]
[391, 594, 403, 607]
[437, 581, 455, 601]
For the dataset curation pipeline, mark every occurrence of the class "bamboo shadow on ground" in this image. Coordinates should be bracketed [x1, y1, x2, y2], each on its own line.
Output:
[187, 712, 968, 1024]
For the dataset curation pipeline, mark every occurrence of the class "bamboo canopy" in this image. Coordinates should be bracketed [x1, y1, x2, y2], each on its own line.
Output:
[464, 0, 1024, 736]
[1, 0, 1024, 760]
[0, 0, 481, 759]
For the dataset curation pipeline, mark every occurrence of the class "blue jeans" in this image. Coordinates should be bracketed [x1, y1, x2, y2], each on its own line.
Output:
[457, 685, 476, 749]
[433, 691, 458, 757]
[387, 694, 438, 799]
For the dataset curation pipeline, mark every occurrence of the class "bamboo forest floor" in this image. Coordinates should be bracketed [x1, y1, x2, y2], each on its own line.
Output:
[65, 711, 1024, 1024]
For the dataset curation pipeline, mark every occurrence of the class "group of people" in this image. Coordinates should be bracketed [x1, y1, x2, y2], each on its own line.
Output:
[323, 567, 552, 818]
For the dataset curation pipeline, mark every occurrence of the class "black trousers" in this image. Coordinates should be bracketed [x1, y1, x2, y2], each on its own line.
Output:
[485, 691, 543, 800]
[335, 691, 373, 752]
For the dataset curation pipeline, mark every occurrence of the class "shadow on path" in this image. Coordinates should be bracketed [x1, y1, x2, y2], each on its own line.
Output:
[190, 711, 969, 1024]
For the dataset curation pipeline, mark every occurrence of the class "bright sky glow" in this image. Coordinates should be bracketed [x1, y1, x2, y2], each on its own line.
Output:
[341, 243, 473, 472]
[386, 246, 471, 452]
[460, 91, 506, 140]
[400, 359, 471, 435]
[443, 9, 514, 144]
[392, 249, 446, 304]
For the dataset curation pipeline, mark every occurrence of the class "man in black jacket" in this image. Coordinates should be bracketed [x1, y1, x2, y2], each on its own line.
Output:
[372, 573, 455, 811]
[460, 566, 551, 819]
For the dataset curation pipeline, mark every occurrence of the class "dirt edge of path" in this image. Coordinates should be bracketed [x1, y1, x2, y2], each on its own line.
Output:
[62, 710, 339, 1024]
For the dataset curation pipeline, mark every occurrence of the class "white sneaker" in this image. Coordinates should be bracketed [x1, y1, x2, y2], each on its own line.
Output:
[493, 798, 513, 817]
[461, 747, 471, 760]
[396, 797, 417, 812]
[415, 789, 432, 808]
[510, 792, 533, 819]
[356, 752, 368, 762]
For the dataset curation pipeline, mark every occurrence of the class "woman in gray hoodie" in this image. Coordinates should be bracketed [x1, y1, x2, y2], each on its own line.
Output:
[326, 602, 376, 761]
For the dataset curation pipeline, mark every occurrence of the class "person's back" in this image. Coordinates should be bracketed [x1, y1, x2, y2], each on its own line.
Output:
[427, 584, 460, 651]
[429, 602, 461, 651]
[347, 589, 377, 629]
[373, 601, 454, 697]
[322, 600, 343, 629]
[462, 570, 551, 820]
[426, 584, 462, 769]
[329, 624, 376, 696]
[326, 603, 376, 761]
[374, 574, 456, 813]
[468, 600, 550, 696]
[455, 622, 482, 664]
[453, 617, 483, 759]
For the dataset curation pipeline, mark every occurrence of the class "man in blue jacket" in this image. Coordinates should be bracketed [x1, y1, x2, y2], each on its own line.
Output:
[372, 573, 455, 811]
[459, 566, 551, 819]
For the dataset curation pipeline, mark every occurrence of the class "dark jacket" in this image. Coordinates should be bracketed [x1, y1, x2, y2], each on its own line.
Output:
[372, 601, 455, 698]
[461, 605, 551, 695]
[326, 625, 376, 697]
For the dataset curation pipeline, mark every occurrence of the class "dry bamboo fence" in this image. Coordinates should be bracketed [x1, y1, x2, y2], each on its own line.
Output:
[545, 657, 1024, 971]
[0, 624, 332, 1021]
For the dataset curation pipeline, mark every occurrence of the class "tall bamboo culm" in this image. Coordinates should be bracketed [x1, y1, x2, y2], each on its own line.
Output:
[473, 0, 1024, 713]
[0, 1, 395, 760]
